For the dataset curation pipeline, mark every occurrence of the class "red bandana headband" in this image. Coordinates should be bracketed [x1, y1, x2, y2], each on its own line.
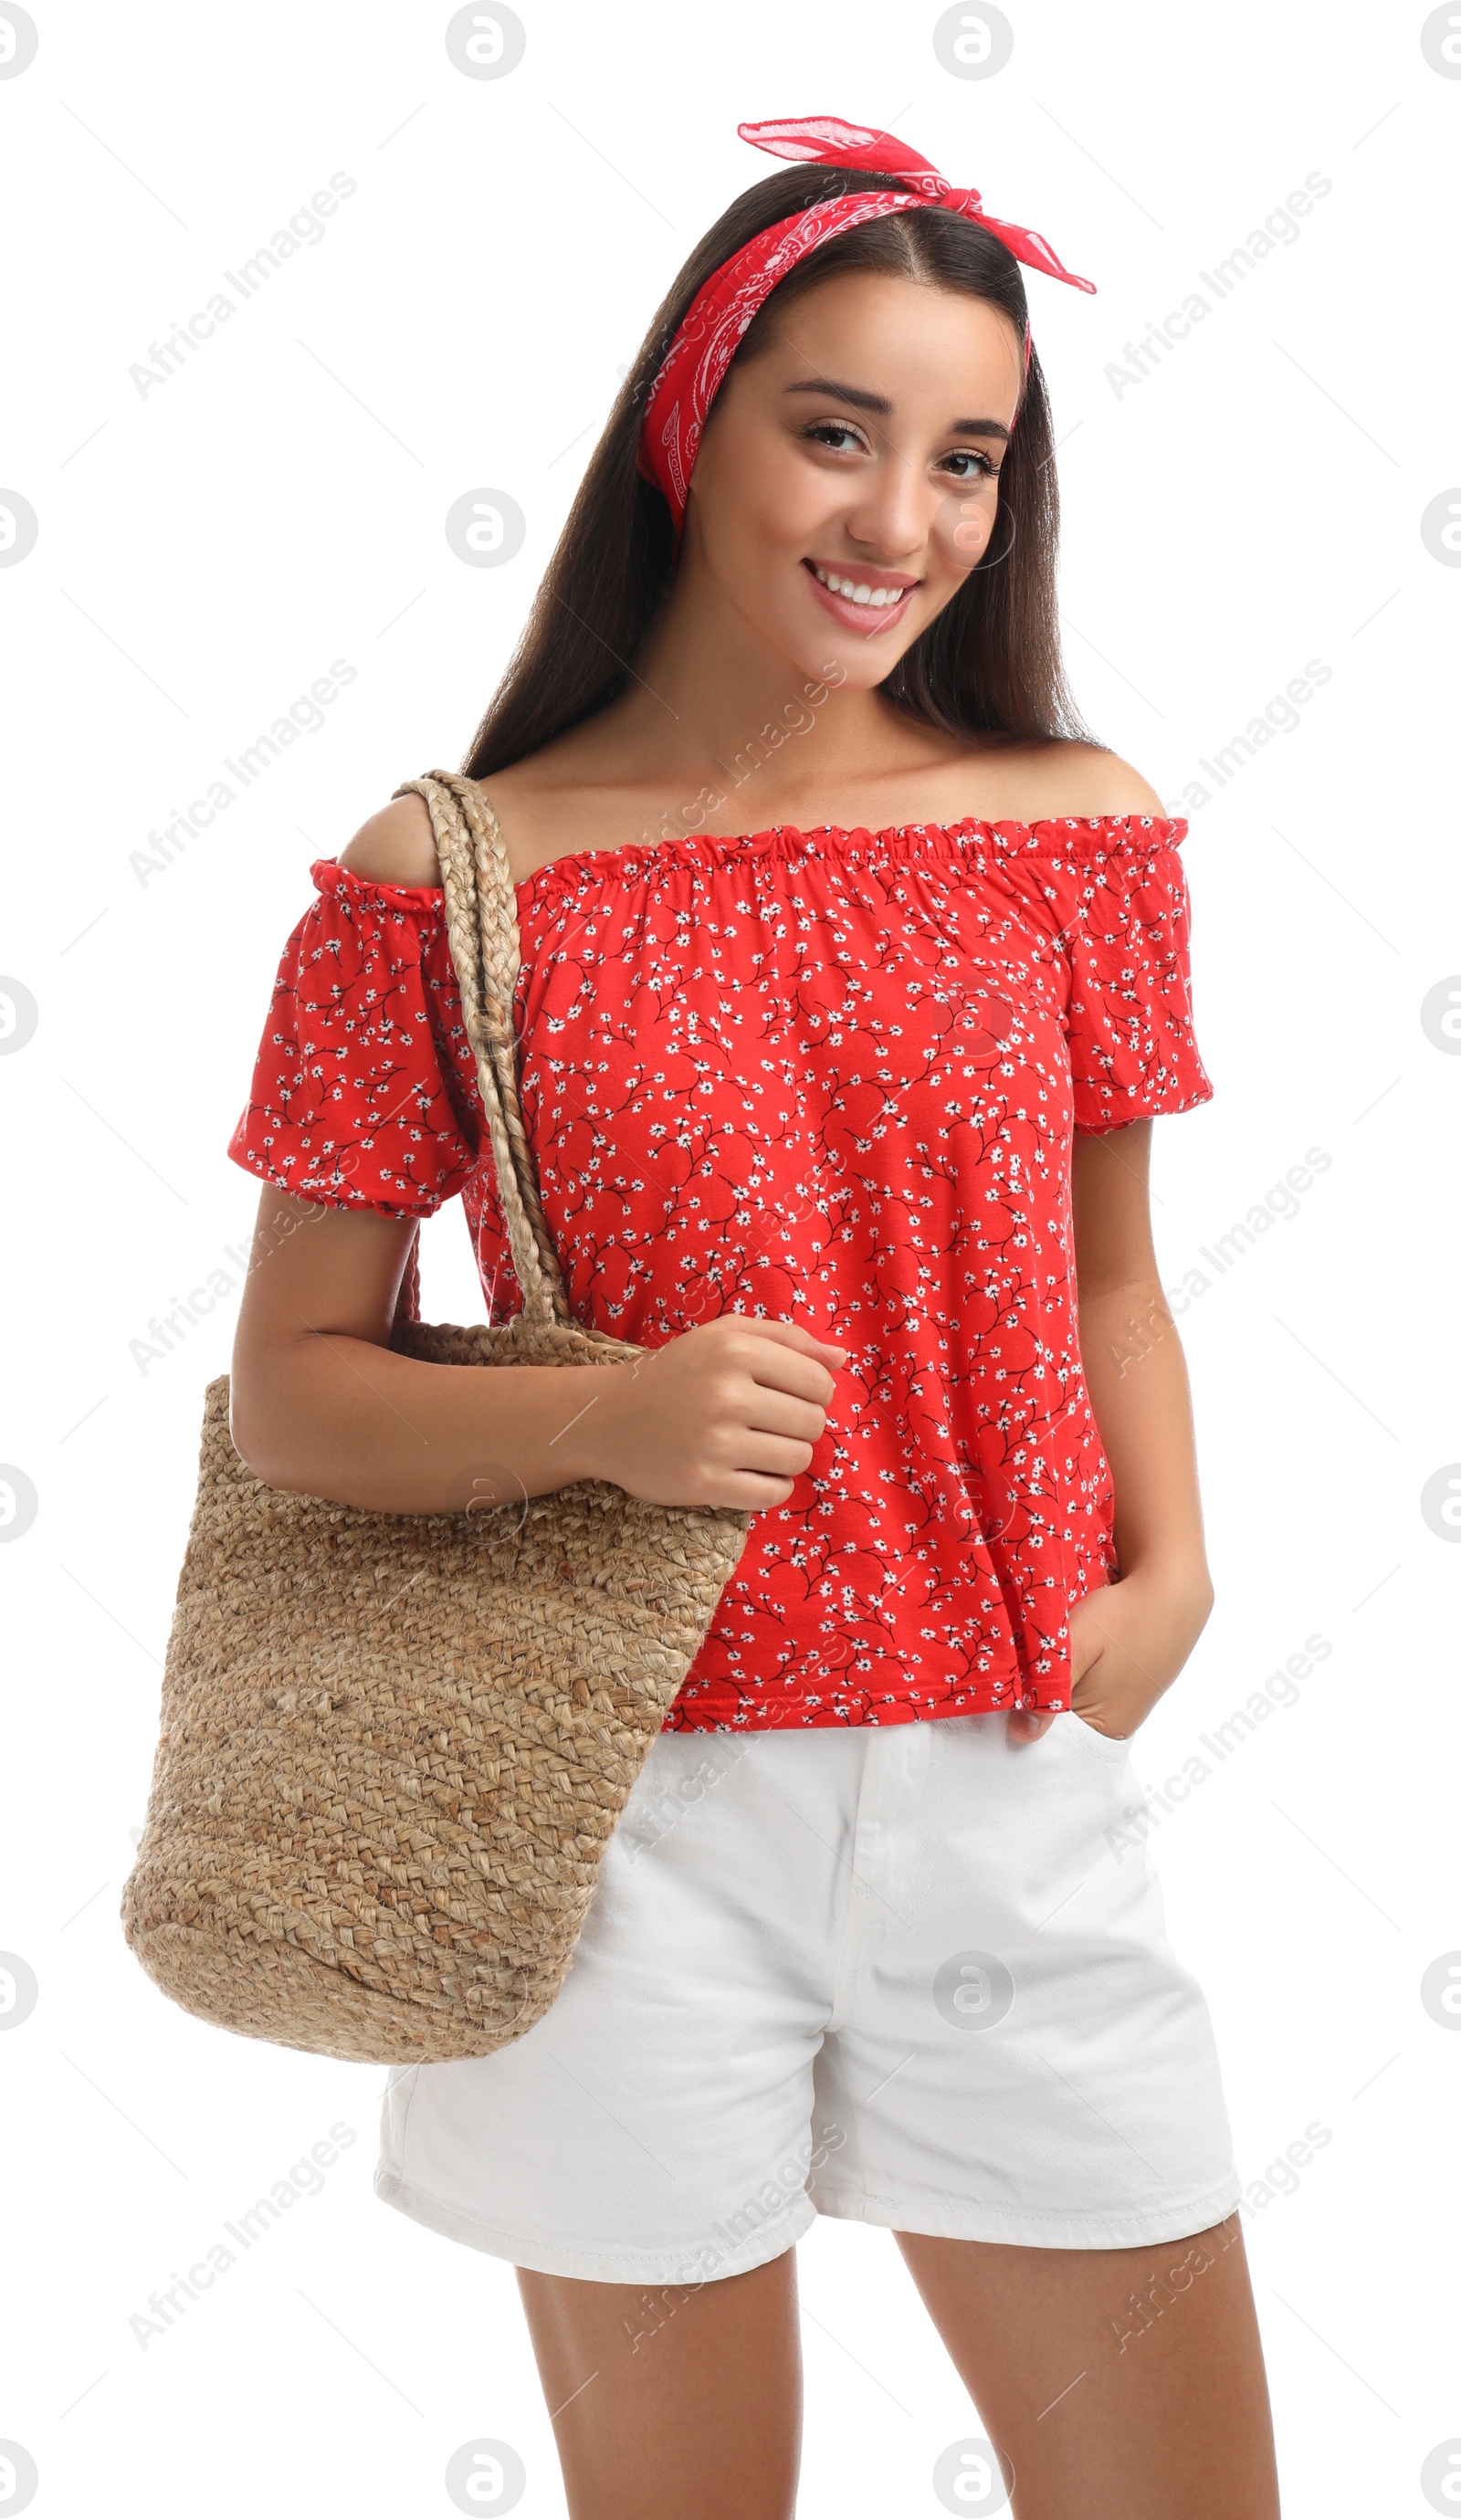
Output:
[636, 116, 1096, 532]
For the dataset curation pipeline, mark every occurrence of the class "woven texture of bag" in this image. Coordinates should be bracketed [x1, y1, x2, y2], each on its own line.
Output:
[120, 771, 752, 2064]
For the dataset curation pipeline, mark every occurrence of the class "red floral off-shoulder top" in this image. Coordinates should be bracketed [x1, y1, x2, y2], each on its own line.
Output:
[228, 813, 1212, 1730]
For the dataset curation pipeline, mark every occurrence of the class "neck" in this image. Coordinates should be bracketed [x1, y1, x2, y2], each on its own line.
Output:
[590, 537, 893, 800]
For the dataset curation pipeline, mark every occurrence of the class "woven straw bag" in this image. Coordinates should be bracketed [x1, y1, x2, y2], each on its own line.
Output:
[121, 770, 752, 2065]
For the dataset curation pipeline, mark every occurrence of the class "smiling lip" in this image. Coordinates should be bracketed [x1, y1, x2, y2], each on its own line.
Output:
[802, 557, 920, 635]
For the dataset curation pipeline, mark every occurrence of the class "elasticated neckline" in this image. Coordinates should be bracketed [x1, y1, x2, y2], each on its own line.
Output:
[314, 812, 1187, 914]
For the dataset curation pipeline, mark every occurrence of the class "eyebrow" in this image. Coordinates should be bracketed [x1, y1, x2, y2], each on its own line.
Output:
[783, 375, 1011, 440]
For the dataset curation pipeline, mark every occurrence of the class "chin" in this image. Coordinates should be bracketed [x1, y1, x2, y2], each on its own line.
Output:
[815, 646, 899, 693]
[807, 620, 926, 690]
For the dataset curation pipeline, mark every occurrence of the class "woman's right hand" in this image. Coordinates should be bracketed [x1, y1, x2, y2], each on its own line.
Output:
[231, 1186, 846, 1519]
[574, 1314, 847, 1512]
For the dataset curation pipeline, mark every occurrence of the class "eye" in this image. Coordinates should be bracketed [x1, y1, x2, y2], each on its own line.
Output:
[941, 447, 1001, 481]
[802, 421, 868, 455]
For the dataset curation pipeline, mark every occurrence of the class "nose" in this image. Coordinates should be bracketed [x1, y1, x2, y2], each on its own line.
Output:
[842, 444, 930, 562]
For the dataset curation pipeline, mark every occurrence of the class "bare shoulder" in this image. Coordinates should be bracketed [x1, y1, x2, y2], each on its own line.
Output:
[336, 791, 439, 887]
[1016, 740, 1169, 820]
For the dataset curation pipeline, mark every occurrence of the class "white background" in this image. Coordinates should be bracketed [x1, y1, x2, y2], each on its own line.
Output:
[1, 1, 1457, 2513]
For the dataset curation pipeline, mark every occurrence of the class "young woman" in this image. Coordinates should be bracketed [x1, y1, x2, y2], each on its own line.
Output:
[229, 117, 1279, 2520]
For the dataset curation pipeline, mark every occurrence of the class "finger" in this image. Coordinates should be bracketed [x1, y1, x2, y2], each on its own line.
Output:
[727, 1339, 844, 1406]
[1005, 1707, 1056, 1745]
[704, 1466, 800, 1510]
[738, 1388, 828, 1444]
[721, 1427, 819, 1482]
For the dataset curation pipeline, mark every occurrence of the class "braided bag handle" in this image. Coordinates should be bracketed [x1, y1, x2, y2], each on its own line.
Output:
[392, 771, 572, 1331]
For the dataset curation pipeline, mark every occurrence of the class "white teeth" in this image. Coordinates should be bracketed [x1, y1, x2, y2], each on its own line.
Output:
[813, 564, 907, 608]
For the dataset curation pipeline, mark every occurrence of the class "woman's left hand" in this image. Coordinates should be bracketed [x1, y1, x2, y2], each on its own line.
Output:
[1005, 1565, 1214, 1748]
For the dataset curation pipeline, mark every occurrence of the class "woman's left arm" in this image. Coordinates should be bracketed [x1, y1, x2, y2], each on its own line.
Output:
[1016, 1118, 1215, 1742]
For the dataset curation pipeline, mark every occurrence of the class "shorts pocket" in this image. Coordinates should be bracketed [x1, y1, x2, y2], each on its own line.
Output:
[1063, 1708, 1132, 1761]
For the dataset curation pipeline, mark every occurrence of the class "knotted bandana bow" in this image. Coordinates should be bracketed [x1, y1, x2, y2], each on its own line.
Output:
[636, 115, 1096, 530]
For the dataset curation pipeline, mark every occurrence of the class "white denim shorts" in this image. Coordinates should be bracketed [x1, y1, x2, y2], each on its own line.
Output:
[374, 1710, 1242, 2284]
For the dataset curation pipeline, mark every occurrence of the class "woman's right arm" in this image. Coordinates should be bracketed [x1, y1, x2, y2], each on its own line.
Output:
[227, 802, 846, 1517]
[229, 1182, 845, 1517]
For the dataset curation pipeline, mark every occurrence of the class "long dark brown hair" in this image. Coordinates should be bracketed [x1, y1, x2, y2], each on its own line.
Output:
[463, 166, 1097, 780]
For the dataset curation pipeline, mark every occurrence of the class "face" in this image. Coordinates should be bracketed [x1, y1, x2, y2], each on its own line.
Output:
[679, 267, 1024, 689]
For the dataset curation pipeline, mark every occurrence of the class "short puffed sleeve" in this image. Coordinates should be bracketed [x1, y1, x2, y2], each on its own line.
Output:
[227, 861, 482, 1217]
[1057, 820, 1214, 1134]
